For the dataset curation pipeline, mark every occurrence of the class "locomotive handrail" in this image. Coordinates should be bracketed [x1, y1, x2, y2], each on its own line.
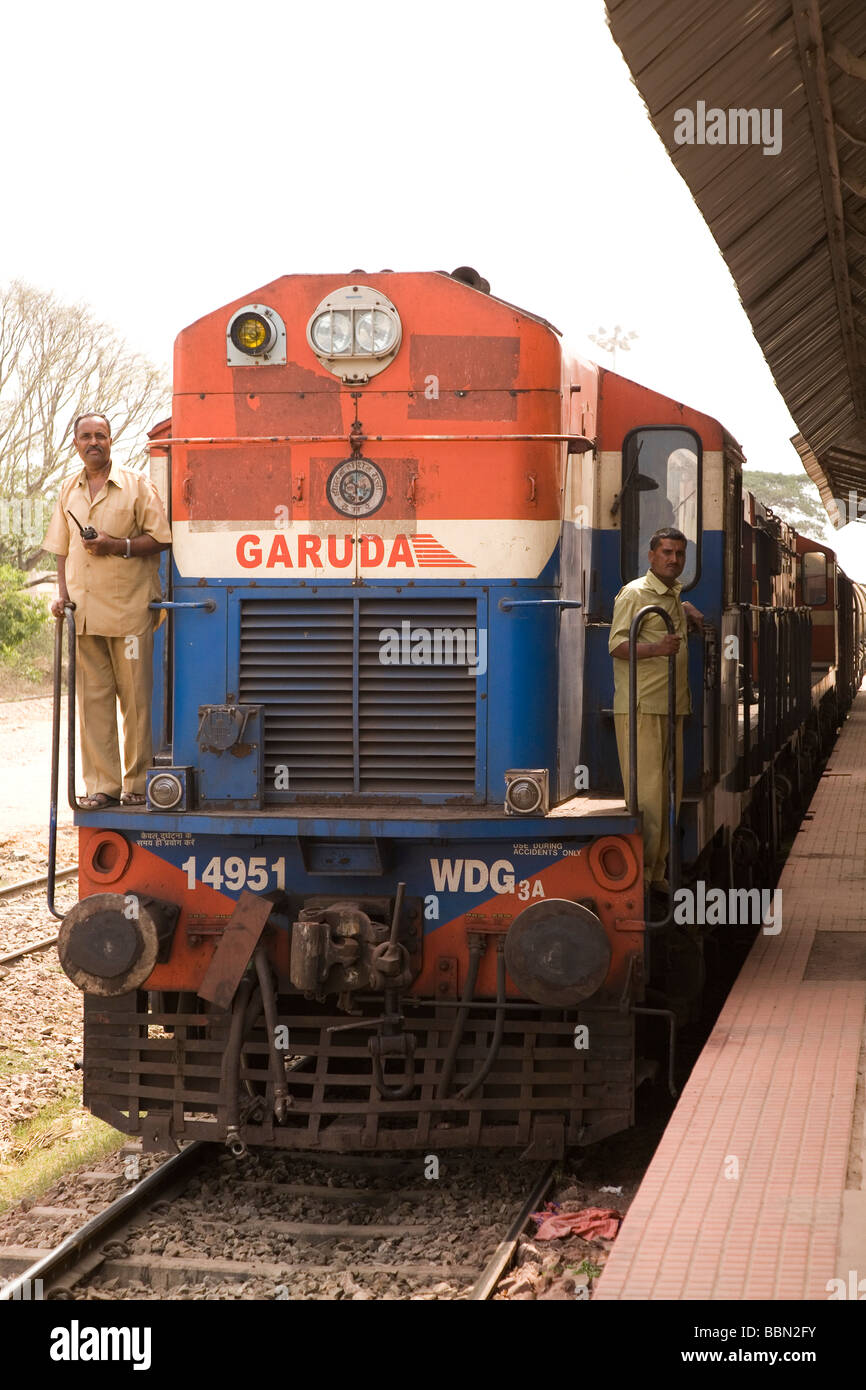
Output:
[628, 605, 679, 928]
[48, 603, 78, 920]
[498, 598, 583, 611]
[149, 600, 216, 611]
[739, 602, 753, 789]
[146, 432, 595, 448]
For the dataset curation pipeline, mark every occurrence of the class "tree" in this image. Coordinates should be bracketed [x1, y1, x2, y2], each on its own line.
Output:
[742, 469, 832, 544]
[0, 281, 170, 568]
[0, 560, 45, 658]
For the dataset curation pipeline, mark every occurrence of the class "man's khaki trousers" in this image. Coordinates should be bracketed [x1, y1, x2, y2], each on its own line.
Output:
[614, 712, 684, 886]
[75, 617, 154, 798]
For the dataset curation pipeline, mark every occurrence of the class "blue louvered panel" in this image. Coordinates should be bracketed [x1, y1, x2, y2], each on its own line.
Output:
[239, 599, 355, 794]
[239, 596, 477, 798]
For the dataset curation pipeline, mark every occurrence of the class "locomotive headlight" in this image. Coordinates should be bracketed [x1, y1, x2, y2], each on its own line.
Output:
[504, 769, 549, 816]
[355, 309, 397, 354]
[307, 286, 402, 381]
[148, 772, 184, 810]
[310, 310, 353, 356]
[508, 779, 543, 814]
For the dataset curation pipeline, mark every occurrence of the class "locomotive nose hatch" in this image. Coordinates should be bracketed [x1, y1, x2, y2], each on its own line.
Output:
[58, 894, 178, 996]
[504, 899, 611, 1007]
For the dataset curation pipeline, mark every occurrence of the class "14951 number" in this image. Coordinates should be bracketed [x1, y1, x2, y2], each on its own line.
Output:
[180, 856, 286, 892]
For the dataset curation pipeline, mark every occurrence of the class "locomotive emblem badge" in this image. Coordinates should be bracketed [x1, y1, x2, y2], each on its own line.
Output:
[327, 457, 387, 518]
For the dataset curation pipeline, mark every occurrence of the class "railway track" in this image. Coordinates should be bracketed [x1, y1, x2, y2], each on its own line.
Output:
[0, 1145, 556, 1301]
[0, 865, 77, 902]
[0, 864, 77, 965]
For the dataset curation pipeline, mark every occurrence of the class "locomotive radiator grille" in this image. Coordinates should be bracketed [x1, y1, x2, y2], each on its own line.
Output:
[83, 995, 634, 1153]
[239, 599, 355, 794]
[238, 596, 478, 797]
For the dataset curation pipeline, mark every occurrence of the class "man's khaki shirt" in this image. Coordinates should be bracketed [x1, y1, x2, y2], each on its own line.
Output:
[42, 463, 172, 636]
[609, 569, 692, 715]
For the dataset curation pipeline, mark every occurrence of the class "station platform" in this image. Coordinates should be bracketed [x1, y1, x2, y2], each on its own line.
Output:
[596, 691, 866, 1300]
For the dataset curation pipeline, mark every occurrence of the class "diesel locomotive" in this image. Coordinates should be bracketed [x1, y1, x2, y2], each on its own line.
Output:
[51, 268, 866, 1157]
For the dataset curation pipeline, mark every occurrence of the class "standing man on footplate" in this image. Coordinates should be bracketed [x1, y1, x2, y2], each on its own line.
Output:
[608, 528, 703, 894]
[42, 412, 172, 809]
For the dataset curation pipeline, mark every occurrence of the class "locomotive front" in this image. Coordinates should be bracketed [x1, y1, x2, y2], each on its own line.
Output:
[59, 270, 646, 1157]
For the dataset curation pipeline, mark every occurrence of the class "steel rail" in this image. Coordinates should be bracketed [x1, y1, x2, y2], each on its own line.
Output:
[468, 1162, 556, 1300]
[0, 866, 77, 901]
[0, 1141, 210, 1301]
[4, 1146, 556, 1301]
[0, 935, 60, 966]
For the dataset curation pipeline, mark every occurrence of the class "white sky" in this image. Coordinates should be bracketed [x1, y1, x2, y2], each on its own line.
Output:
[7, 0, 866, 575]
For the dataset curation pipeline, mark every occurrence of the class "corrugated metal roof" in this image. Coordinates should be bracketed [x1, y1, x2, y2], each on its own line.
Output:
[607, 0, 866, 516]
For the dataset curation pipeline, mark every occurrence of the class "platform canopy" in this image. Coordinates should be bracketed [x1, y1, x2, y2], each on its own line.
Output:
[606, 0, 866, 522]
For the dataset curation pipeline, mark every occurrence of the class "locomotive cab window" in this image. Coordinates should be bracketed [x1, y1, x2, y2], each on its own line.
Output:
[620, 427, 701, 588]
[802, 550, 827, 606]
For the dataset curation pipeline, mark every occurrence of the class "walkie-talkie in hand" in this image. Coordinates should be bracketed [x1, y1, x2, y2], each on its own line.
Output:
[67, 510, 98, 542]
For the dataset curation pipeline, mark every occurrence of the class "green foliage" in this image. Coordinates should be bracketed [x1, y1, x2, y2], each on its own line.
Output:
[743, 469, 830, 542]
[0, 561, 48, 667]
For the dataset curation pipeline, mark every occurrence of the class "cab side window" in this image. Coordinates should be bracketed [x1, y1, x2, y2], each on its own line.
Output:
[621, 427, 701, 588]
[802, 551, 827, 606]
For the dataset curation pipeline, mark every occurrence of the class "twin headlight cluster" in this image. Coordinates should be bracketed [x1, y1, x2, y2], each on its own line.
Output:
[226, 285, 402, 382]
[309, 305, 398, 357]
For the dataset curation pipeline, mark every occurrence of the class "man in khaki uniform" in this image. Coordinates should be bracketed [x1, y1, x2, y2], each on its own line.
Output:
[43, 413, 172, 808]
[609, 529, 702, 892]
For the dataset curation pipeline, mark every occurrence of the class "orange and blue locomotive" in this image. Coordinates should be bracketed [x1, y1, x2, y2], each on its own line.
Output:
[53, 268, 866, 1156]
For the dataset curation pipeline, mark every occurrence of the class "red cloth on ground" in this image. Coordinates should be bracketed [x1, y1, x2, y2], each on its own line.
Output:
[530, 1203, 622, 1241]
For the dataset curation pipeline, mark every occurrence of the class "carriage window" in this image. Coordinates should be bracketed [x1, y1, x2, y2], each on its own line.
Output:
[620, 427, 701, 588]
[802, 551, 827, 605]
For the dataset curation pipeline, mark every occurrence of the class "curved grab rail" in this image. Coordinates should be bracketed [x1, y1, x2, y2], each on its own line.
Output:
[48, 603, 77, 919]
[627, 604, 679, 930]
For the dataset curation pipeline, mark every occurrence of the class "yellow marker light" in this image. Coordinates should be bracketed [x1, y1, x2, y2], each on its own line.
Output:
[225, 304, 285, 366]
[232, 313, 270, 354]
